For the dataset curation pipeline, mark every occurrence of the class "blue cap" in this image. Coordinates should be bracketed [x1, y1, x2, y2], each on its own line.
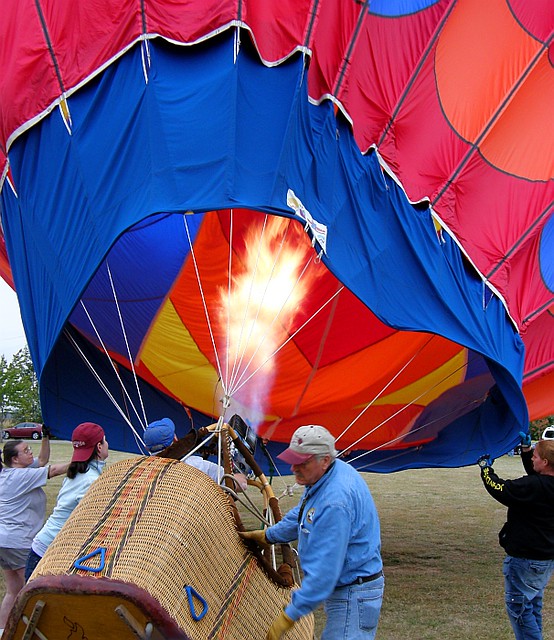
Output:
[144, 418, 175, 453]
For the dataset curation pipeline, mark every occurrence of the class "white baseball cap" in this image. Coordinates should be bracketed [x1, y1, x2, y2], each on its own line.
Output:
[277, 425, 337, 464]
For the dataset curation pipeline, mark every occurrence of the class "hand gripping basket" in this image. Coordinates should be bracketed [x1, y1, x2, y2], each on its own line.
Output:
[4, 456, 314, 640]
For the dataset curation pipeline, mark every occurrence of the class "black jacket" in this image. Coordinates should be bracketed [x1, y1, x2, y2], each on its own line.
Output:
[481, 450, 554, 560]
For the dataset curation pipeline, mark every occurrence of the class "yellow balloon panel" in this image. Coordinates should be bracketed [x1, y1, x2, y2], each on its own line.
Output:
[140, 299, 220, 414]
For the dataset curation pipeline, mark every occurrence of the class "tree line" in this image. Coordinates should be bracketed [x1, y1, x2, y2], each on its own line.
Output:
[0, 347, 41, 424]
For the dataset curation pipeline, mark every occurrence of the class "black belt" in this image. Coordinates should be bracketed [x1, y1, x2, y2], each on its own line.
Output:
[345, 570, 383, 587]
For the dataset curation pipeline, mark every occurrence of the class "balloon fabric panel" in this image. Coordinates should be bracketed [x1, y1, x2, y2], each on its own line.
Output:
[1, 2, 551, 471]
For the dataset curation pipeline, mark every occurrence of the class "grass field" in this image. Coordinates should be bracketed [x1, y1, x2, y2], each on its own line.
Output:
[1, 441, 551, 639]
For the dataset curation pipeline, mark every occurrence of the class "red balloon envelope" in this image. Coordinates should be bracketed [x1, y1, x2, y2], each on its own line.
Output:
[0, 0, 552, 471]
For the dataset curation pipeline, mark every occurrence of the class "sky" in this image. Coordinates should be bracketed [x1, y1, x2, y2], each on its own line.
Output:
[0, 277, 27, 360]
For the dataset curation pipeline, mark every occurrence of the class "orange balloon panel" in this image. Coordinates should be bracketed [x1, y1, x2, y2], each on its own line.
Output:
[111, 210, 483, 453]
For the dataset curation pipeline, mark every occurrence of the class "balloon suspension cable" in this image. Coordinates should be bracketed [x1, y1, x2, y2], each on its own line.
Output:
[335, 335, 435, 446]
[231, 283, 345, 397]
[78, 300, 148, 432]
[64, 329, 147, 452]
[223, 210, 234, 389]
[341, 352, 482, 459]
[223, 476, 272, 526]
[106, 262, 149, 429]
[225, 213, 271, 392]
[291, 283, 341, 417]
[349, 396, 484, 470]
[226, 214, 301, 395]
[182, 214, 227, 392]
[216, 397, 231, 483]
[180, 431, 216, 461]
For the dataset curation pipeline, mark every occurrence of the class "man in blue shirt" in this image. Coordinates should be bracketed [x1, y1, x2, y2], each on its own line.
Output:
[240, 425, 384, 639]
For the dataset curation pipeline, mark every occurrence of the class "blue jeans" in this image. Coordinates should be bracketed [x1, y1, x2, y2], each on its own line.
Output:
[24, 549, 42, 582]
[322, 575, 384, 639]
[503, 555, 554, 640]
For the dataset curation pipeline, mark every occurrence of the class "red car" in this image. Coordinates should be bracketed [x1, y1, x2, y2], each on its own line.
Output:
[2, 422, 43, 440]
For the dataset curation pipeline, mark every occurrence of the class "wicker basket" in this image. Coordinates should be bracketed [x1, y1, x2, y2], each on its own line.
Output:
[5, 456, 314, 639]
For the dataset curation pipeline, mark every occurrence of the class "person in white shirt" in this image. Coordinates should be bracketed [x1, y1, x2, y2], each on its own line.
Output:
[0, 429, 69, 629]
[144, 418, 247, 491]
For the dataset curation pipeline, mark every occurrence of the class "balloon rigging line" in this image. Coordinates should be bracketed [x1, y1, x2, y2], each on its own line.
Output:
[335, 335, 436, 445]
[230, 224, 316, 395]
[227, 216, 312, 396]
[78, 300, 149, 431]
[106, 263, 149, 430]
[291, 287, 341, 416]
[64, 329, 147, 452]
[226, 214, 270, 394]
[230, 482, 271, 526]
[216, 415, 225, 478]
[231, 281, 345, 397]
[180, 431, 216, 461]
[180, 426, 224, 486]
[227, 213, 283, 392]
[353, 448, 413, 472]
[342, 352, 479, 454]
[348, 397, 483, 469]
[224, 210, 234, 392]
[183, 214, 226, 392]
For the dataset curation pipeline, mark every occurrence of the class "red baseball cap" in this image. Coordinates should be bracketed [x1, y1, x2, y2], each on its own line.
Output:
[71, 422, 105, 462]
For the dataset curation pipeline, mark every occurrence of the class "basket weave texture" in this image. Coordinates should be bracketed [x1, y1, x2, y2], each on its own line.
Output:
[33, 456, 313, 639]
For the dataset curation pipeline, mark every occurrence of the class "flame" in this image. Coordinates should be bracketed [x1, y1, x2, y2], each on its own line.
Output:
[218, 216, 315, 423]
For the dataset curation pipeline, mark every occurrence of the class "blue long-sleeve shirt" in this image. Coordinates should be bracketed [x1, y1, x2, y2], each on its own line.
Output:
[266, 459, 382, 620]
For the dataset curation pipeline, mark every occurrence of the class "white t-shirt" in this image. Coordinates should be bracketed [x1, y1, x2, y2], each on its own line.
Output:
[0, 460, 49, 549]
[184, 455, 223, 483]
[183, 456, 247, 491]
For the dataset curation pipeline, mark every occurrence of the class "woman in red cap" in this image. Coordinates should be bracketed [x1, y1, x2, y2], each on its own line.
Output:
[24, 422, 109, 580]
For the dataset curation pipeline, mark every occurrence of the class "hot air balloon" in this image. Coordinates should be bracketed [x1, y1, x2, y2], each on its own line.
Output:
[0, 0, 552, 472]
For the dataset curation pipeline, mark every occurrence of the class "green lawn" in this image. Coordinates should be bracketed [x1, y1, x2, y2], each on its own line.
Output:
[1, 442, 551, 639]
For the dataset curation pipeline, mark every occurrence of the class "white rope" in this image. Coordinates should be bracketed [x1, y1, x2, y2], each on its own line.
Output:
[335, 335, 435, 445]
[291, 285, 341, 415]
[180, 431, 217, 461]
[224, 210, 234, 392]
[346, 397, 482, 469]
[106, 263, 149, 429]
[64, 330, 147, 452]
[231, 284, 345, 396]
[352, 448, 414, 471]
[79, 300, 148, 430]
[182, 214, 226, 389]
[341, 352, 476, 454]
[227, 214, 270, 393]
[228, 481, 271, 525]
[226, 224, 313, 393]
